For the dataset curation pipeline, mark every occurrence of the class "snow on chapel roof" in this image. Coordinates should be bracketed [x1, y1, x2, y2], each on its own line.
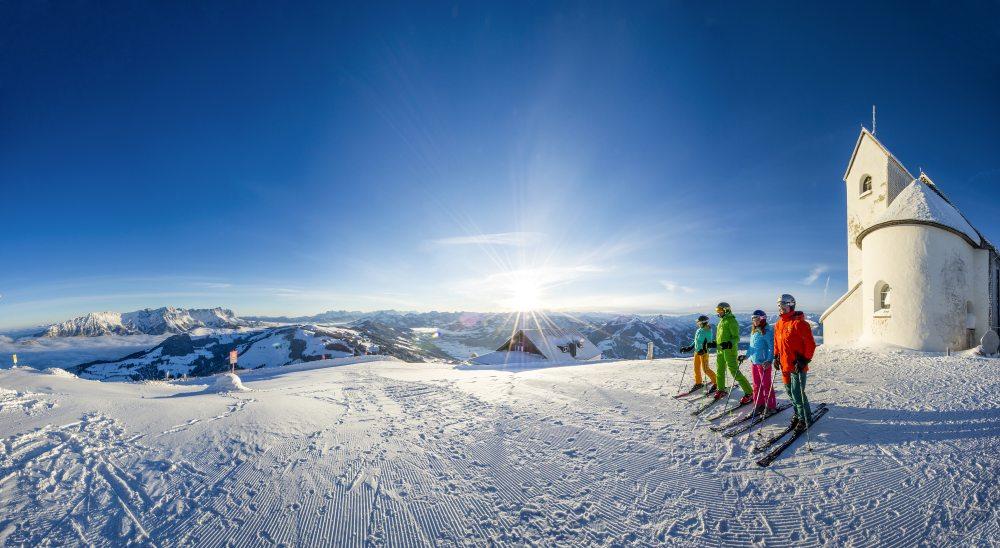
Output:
[857, 174, 981, 247]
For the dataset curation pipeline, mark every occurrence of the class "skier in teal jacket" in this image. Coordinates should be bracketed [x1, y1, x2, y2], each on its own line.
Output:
[714, 302, 753, 403]
[679, 315, 717, 391]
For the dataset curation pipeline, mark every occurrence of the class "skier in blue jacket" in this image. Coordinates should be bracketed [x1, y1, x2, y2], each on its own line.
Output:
[738, 310, 778, 415]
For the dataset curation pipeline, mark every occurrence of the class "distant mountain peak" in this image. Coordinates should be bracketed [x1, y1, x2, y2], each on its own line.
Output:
[38, 307, 251, 337]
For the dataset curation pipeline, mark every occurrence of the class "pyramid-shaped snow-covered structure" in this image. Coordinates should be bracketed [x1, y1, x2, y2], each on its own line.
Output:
[470, 327, 601, 366]
[857, 174, 981, 247]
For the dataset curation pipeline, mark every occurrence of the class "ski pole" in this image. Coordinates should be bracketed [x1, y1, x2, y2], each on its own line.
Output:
[746, 355, 779, 444]
[797, 368, 813, 452]
[718, 355, 735, 417]
[674, 354, 691, 397]
[743, 361, 762, 438]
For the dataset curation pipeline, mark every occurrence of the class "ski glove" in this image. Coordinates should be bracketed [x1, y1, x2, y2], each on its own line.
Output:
[696, 348, 708, 356]
[793, 356, 810, 372]
[737, 354, 746, 364]
[707, 341, 717, 349]
[679, 344, 694, 353]
[720, 341, 733, 350]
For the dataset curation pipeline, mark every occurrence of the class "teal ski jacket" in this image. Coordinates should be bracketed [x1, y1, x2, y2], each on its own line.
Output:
[692, 326, 713, 353]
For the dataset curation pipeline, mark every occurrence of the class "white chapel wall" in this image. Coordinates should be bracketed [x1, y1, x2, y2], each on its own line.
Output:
[862, 225, 977, 351]
[971, 248, 991, 343]
[845, 136, 890, 287]
[820, 283, 862, 345]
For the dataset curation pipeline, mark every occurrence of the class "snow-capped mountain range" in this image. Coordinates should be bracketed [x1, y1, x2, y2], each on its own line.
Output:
[14, 307, 820, 379]
[74, 323, 455, 381]
[37, 307, 253, 337]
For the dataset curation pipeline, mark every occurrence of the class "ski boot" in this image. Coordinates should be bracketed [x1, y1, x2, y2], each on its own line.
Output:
[789, 415, 800, 431]
[713, 390, 728, 400]
[754, 405, 766, 415]
[689, 383, 704, 393]
[739, 395, 753, 405]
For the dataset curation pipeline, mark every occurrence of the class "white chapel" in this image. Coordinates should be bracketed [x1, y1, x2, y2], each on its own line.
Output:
[822, 128, 1000, 351]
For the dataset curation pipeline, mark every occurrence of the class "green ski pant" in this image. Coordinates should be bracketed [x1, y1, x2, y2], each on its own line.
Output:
[716, 348, 752, 395]
[784, 370, 813, 424]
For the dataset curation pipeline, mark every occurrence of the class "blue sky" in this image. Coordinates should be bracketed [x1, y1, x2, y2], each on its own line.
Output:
[1, 1, 998, 329]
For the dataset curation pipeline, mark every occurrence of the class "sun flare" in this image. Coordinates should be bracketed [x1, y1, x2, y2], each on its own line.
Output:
[502, 272, 544, 311]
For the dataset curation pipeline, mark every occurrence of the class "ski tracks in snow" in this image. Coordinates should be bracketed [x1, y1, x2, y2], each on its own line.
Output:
[0, 388, 55, 416]
[0, 414, 155, 546]
[0, 389, 259, 547]
[0, 349, 996, 547]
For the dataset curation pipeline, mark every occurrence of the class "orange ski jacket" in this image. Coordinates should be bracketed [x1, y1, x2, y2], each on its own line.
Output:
[774, 310, 816, 382]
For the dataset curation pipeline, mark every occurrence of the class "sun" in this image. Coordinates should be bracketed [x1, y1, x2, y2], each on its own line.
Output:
[501, 271, 544, 311]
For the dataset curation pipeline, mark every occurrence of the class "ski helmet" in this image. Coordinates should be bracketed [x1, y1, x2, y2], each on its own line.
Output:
[752, 309, 767, 319]
[777, 293, 796, 311]
[715, 302, 731, 316]
[696, 315, 709, 323]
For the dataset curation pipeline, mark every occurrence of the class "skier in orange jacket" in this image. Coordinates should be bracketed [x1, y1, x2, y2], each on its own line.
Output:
[773, 293, 816, 431]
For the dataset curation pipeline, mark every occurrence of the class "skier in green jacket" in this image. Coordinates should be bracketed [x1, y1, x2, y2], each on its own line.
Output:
[714, 302, 753, 404]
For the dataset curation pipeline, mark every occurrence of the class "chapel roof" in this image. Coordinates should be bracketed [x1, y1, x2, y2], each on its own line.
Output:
[856, 174, 982, 247]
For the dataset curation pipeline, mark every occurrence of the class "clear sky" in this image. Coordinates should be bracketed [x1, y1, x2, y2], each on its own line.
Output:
[1, 1, 998, 329]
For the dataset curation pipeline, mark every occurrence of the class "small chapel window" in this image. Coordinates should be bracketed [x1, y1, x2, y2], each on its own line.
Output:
[861, 175, 873, 195]
[876, 283, 891, 314]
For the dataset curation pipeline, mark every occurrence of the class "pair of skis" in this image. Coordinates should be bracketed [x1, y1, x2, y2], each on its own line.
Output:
[690, 393, 725, 416]
[710, 403, 792, 437]
[692, 390, 751, 419]
[673, 385, 713, 399]
[753, 403, 828, 467]
[675, 381, 828, 466]
[704, 398, 755, 421]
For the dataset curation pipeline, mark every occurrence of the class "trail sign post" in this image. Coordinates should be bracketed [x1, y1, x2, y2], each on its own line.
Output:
[647, 342, 654, 360]
[229, 350, 238, 373]
[11, 354, 17, 366]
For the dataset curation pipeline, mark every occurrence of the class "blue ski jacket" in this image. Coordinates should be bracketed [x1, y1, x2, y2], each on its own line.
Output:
[745, 327, 774, 364]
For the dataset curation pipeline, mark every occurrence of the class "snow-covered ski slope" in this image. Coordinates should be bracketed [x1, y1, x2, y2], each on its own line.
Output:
[0, 347, 995, 546]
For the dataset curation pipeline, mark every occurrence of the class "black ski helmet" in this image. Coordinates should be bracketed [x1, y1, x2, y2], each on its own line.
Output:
[696, 315, 709, 323]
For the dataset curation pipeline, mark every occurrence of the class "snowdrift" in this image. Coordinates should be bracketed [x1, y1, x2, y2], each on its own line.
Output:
[208, 373, 250, 392]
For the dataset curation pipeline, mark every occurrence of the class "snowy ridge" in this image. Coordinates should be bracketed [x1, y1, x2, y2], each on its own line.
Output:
[72, 323, 454, 381]
[38, 307, 252, 337]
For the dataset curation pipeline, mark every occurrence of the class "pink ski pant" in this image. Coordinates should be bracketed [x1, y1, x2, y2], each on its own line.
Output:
[751, 362, 777, 409]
